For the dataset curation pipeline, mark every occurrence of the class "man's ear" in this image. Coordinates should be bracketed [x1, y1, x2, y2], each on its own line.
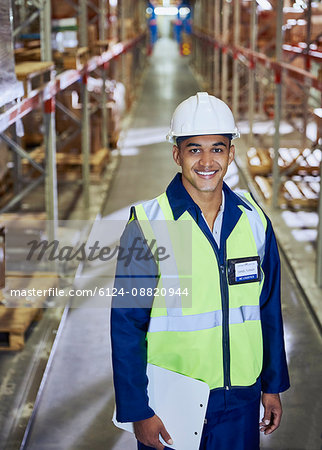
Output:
[172, 145, 181, 166]
[228, 144, 235, 165]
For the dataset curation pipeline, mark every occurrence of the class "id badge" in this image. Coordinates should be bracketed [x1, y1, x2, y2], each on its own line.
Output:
[227, 256, 260, 285]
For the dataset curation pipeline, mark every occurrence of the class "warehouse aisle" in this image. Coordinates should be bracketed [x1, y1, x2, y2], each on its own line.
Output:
[21, 38, 322, 450]
[21, 37, 199, 450]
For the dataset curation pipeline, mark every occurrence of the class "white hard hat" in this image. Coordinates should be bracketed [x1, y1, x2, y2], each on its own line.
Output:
[166, 92, 240, 143]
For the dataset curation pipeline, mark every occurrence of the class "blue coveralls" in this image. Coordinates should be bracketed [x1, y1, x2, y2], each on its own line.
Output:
[111, 173, 290, 450]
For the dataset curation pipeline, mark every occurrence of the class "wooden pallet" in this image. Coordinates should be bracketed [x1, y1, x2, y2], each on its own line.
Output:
[0, 212, 47, 227]
[22, 147, 110, 181]
[15, 61, 54, 97]
[248, 147, 321, 176]
[254, 175, 319, 209]
[55, 147, 110, 181]
[0, 170, 14, 209]
[263, 90, 304, 119]
[247, 147, 272, 176]
[14, 47, 41, 63]
[0, 272, 58, 351]
[62, 47, 89, 70]
[94, 40, 111, 55]
[109, 130, 120, 149]
[0, 212, 47, 235]
[0, 169, 13, 196]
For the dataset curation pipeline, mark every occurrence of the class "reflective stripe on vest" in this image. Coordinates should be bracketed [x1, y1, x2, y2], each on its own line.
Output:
[235, 191, 266, 264]
[142, 199, 183, 316]
[148, 304, 260, 332]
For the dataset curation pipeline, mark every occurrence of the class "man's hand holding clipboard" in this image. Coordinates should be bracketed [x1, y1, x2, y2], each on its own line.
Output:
[113, 364, 210, 450]
[134, 414, 174, 449]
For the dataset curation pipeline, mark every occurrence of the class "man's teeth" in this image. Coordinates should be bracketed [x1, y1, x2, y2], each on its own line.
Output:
[196, 170, 217, 175]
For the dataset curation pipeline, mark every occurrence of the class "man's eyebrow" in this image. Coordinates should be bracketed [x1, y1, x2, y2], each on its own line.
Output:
[212, 141, 228, 147]
[185, 142, 228, 147]
[186, 142, 202, 147]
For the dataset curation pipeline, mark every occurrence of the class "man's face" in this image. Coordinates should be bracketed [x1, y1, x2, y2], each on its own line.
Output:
[172, 134, 235, 195]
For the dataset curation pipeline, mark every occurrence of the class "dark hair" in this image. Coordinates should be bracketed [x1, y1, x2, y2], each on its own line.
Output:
[175, 136, 195, 147]
[176, 134, 233, 148]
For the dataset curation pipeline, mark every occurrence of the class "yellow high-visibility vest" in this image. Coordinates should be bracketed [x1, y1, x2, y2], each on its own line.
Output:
[134, 190, 267, 389]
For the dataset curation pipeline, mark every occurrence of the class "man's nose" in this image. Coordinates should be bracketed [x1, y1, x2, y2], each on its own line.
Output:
[199, 152, 214, 167]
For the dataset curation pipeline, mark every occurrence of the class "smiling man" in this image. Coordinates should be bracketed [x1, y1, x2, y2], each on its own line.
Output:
[111, 92, 290, 450]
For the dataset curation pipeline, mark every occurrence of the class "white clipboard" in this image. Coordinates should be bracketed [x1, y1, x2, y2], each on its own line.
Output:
[112, 363, 210, 450]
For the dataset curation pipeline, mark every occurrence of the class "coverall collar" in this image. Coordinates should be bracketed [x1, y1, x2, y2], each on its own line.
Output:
[166, 173, 251, 221]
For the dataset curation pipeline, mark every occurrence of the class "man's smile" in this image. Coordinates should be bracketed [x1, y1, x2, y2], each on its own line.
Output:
[194, 169, 219, 179]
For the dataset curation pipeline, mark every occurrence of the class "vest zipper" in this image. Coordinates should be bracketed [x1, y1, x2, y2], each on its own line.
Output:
[220, 262, 231, 390]
[202, 229, 231, 391]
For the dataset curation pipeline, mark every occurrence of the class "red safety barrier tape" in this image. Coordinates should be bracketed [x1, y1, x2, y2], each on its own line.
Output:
[0, 32, 147, 134]
[192, 28, 322, 92]
[44, 97, 55, 114]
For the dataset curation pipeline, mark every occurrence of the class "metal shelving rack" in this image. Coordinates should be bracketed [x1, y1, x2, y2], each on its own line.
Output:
[190, 0, 322, 286]
[0, 0, 147, 229]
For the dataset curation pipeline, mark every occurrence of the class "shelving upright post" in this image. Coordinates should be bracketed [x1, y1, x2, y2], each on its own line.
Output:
[272, 0, 283, 209]
[302, 0, 312, 148]
[40, 0, 58, 239]
[232, 0, 240, 120]
[317, 159, 322, 287]
[221, 0, 229, 103]
[99, 0, 109, 151]
[214, 0, 220, 97]
[248, 0, 257, 148]
[79, 0, 91, 213]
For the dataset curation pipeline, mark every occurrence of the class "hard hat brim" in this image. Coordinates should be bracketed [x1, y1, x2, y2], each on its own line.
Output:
[166, 130, 240, 143]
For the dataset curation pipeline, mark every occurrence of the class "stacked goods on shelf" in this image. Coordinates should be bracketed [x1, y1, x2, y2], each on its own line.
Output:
[52, 0, 110, 21]
[257, 10, 276, 54]
[13, 38, 71, 71]
[254, 175, 319, 209]
[314, 108, 322, 143]
[108, 79, 125, 147]
[21, 87, 109, 181]
[0, 0, 24, 106]
[15, 61, 54, 97]
[123, 51, 134, 107]
[107, 2, 119, 41]
[122, 0, 147, 40]
[239, 3, 251, 47]
[2, 0, 148, 216]
[51, 0, 76, 20]
[0, 213, 57, 350]
[0, 226, 4, 289]
[20, 75, 128, 180]
[286, 16, 322, 45]
[107, 100, 122, 149]
[247, 146, 321, 209]
[133, 0, 146, 36]
[14, 40, 41, 63]
[51, 18, 79, 68]
[55, 86, 105, 154]
[247, 147, 321, 176]
[23, 147, 109, 182]
[0, 141, 13, 208]
[124, 18, 137, 39]
[284, 4, 322, 46]
[0, 272, 58, 350]
[62, 47, 89, 70]
[21, 108, 43, 147]
[283, 8, 305, 46]
[87, 24, 99, 56]
[263, 87, 304, 120]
